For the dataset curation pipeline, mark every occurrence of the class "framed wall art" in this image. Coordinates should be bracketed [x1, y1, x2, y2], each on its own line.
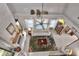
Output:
[6, 23, 15, 35]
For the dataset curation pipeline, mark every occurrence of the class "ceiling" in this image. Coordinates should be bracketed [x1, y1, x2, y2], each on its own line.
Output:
[7, 3, 67, 16]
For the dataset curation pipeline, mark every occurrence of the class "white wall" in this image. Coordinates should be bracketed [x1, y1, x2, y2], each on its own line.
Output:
[7, 3, 65, 16]
[64, 3, 79, 29]
[0, 4, 16, 45]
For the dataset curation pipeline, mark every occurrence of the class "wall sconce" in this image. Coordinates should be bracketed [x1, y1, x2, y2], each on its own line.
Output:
[30, 9, 35, 15]
[36, 9, 41, 16]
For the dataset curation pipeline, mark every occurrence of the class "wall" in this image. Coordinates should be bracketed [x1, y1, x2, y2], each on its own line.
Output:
[7, 3, 65, 16]
[64, 3, 79, 30]
[0, 3, 16, 47]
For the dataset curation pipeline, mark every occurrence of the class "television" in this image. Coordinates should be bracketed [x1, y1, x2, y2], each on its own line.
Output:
[0, 48, 14, 56]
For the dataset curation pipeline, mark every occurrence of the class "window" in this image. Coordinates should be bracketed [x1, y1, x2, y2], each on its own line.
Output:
[25, 19, 34, 28]
[49, 19, 58, 29]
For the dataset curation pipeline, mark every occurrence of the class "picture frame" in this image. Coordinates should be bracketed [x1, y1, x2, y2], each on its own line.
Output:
[6, 23, 15, 35]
